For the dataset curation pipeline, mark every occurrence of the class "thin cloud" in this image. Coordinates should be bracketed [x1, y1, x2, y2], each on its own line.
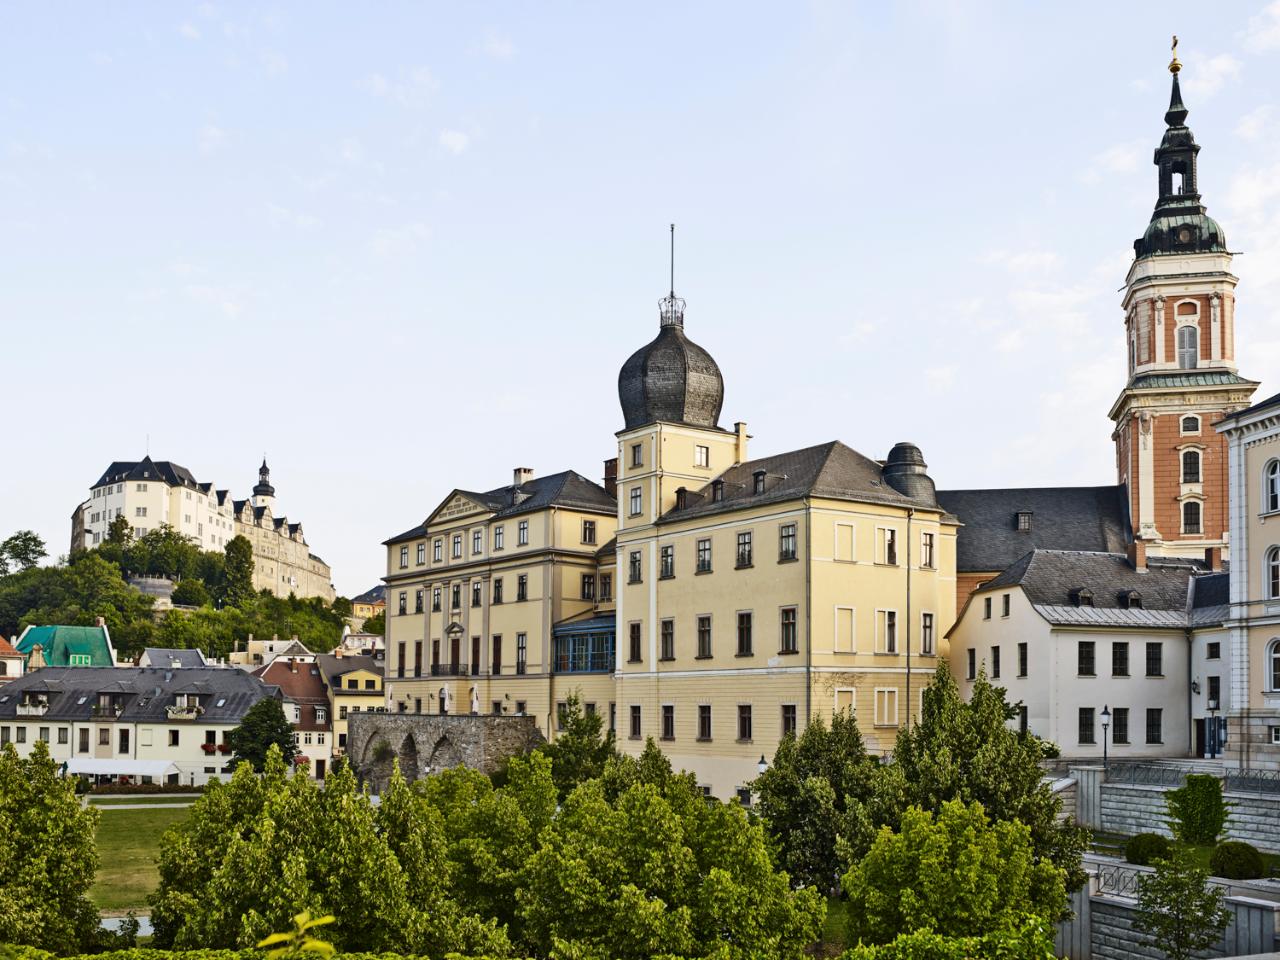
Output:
[1181, 52, 1241, 101]
[362, 67, 437, 106]
[483, 33, 515, 59]
[179, 22, 201, 40]
[439, 129, 470, 155]
[981, 249, 1060, 273]
[198, 124, 226, 154]
[1243, 0, 1280, 53]
[1236, 104, 1273, 141]
[1079, 140, 1145, 184]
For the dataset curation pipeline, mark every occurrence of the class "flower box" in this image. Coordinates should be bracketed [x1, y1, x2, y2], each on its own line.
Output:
[217, 743, 231, 754]
[200, 743, 217, 754]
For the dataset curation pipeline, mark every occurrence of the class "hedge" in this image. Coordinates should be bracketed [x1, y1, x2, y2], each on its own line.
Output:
[0, 951, 467, 960]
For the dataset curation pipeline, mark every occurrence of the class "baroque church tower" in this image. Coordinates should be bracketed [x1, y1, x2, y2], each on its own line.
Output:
[1110, 43, 1258, 559]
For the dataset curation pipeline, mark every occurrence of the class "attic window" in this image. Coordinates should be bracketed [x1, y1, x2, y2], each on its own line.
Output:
[1071, 588, 1094, 608]
[1015, 511, 1033, 532]
[753, 471, 766, 495]
[712, 480, 725, 503]
[77, 696, 88, 705]
[1118, 590, 1143, 610]
[216, 698, 226, 707]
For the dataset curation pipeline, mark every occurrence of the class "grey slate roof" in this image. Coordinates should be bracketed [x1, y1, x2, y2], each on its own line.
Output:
[316, 654, 383, 689]
[139, 648, 207, 668]
[0, 667, 277, 724]
[937, 485, 1130, 573]
[352, 585, 386, 604]
[618, 322, 725, 430]
[93, 456, 200, 491]
[657, 440, 943, 526]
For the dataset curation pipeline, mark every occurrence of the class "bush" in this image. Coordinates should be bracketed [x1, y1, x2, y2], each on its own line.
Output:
[88, 782, 206, 795]
[1125, 832, 1174, 866]
[1166, 774, 1229, 845]
[1209, 840, 1266, 880]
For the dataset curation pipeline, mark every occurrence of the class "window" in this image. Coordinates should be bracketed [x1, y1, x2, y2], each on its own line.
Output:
[629, 705, 642, 739]
[1018, 705, 1028, 734]
[990, 646, 1001, 679]
[753, 470, 766, 495]
[737, 704, 753, 741]
[1146, 642, 1163, 677]
[600, 573, 612, 600]
[695, 445, 710, 467]
[493, 526, 504, 550]
[1268, 461, 1280, 513]
[1181, 415, 1200, 434]
[1146, 708, 1163, 744]
[878, 527, 898, 565]
[696, 538, 712, 573]
[98, 728, 109, 746]
[1207, 641, 1221, 660]
[582, 520, 596, 544]
[779, 523, 797, 560]
[696, 615, 712, 658]
[983, 597, 992, 620]
[660, 545, 674, 578]
[1267, 547, 1280, 599]
[736, 531, 753, 568]
[1119, 590, 1142, 610]
[433, 539, 443, 562]
[473, 530, 483, 554]
[921, 613, 935, 655]
[1182, 450, 1201, 483]
[781, 704, 797, 737]
[1111, 641, 1130, 677]
[737, 612, 753, 656]
[492, 635, 503, 673]
[660, 620, 675, 660]
[1113, 707, 1130, 744]
[629, 486, 643, 516]
[451, 584, 461, 608]
[317, 707, 327, 724]
[581, 574, 595, 600]
[780, 607, 798, 653]
[876, 610, 897, 654]
[997, 594, 1009, 618]
[1079, 707, 1095, 744]
[1183, 499, 1202, 535]
[712, 479, 724, 502]
[1177, 324, 1198, 369]
[1270, 639, 1280, 691]
[451, 534, 462, 558]
[57, 727, 68, 744]
[491, 580, 502, 604]
[875, 689, 899, 727]
[516, 575, 528, 602]
[628, 623, 642, 662]
[417, 543, 426, 565]
[399, 546, 409, 568]
[433, 586, 442, 610]
[966, 648, 976, 680]
[1208, 674, 1221, 708]
[661, 704, 675, 740]
[135, 506, 147, 517]
[516, 633, 527, 673]
[398, 592, 407, 616]
[518, 520, 529, 545]
[471, 582, 482, 607]
[920, 532, 935, 568]
[631, 443, 643, 468]
[628, 551, 642, 583]
[37, 726, 48, 743]
[835, 606, 855, 653]
[1072, 588, 1094, 607]
[698, 704, 712, 740]
[1078, 641, 1096, 676]
[414, 589, 424, 614]
[1016, 511, 1033, 532]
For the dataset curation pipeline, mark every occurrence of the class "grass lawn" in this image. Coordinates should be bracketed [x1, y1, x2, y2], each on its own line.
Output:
[818, 897, 849, 956]
[1091, 831, 1280, 877]
[90, 806, 189, 913]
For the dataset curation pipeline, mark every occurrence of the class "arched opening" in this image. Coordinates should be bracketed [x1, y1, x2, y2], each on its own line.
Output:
[427, 735, 463, 771]
[1270, 638, 1280, 692]
[1266, 546, 1280, 600]
[398, 734, 419, 778]
[1266, 460, 1280, 513]
[1182, 500, 1202, 535]
[1182, 450, 1201, 484]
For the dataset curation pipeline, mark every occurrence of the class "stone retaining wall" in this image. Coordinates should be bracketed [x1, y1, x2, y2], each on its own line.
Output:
[1098, 782, 1280, 852]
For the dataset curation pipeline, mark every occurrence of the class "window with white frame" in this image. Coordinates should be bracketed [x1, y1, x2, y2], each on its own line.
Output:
[695, 445, 709, 467]
[1182, 449, 1201, 483]
[493, 525, 504, 550]
[416, 543, 426, 565]
[1181, 415, 1200, 435]
[629, 486, 642, 516]
[518, 520, 529, 545]
[631, 443, 643, 468]
[1177, 324, 1199, 369]
[399, 546, 409, 568]
[1267, 461, 1280, 513]
[472, 530, 482, 554]
[433, 538, 443, 562]
[1183, 500, 1202, 535]
[834, 688, 855, 714]
[876, 527, 898, 565]
[874, 688, 898, 727]
[875, 610, 898, 653]
[834, 606, 855, 653]
[920, 532, 935, 568]
[452, 534, 462, 558]
[1269, 638, 1280, 691]
[920, 612, 934, 655]
[1267, 547, 1280, 600]
[834, 522, 855, 562]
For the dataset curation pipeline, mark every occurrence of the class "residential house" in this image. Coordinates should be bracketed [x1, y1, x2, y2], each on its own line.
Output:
[255, 656, 332, 778]
[15, 621, 116, 669]
[316, 652, 384, 758]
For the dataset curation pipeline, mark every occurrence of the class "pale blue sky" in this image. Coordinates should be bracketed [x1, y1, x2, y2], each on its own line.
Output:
[3, 3, 1279, 597]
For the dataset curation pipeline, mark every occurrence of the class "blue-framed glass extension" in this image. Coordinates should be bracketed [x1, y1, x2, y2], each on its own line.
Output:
[552, 615, 616, 674]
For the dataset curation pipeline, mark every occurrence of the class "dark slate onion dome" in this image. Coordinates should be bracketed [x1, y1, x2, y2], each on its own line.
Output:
[618, 291, 725, 431]
[882, 442, 937, 505]
[1134, 52, 1227, 258]
[253, 458, 275, 498]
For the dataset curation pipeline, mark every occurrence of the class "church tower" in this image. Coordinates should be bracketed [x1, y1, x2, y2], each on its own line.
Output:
[252, 458, 276, 512]
[1110, 42, 1258, 559]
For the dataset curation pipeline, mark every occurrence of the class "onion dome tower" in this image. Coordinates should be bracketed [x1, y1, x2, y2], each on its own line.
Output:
[252, 458, 275, 510]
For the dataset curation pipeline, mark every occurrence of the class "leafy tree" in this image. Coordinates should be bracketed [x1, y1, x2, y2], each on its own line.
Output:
[228, 698, 298, 770]
[330, 596, 352, 620]
[844, 799, 1067, 945]
[0, 531, 46, 575]
[360, 610, 385, 636]
[106, 514, 132, 545]
[0, 741, 101, 953]
[841, 915, 1057, 960]
[171, 577, 211, 607]
[754, 708, 876, 891]
[538, 691, 617, 798]
[1166, 773, 1229, 845]
[222, 535, 256, 608]
[1134, 847, 1230, 960]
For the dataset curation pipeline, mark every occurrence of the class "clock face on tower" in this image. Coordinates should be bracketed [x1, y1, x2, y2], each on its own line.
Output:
[1178, 227, 1192, 243]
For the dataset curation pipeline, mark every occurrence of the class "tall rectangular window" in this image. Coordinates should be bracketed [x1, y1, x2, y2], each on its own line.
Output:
[433, 539, 443, 562]
[1113, 707, 1130, 744]
[698, 704, 712, 740]
[399, 546, 409, 569]
[661, 705, 675, 740]
[397, 642, 406, 678]
[737, 704, 753, 741]
[452, 534, 462, 558]
[492, 579, 502, 604]
[432, 587, 442, 611]
[1078, 641, 1096, 677]
[983, 597, 992, 620]
[991, 646, 1001, 679]
[472, 530, 483, 554]
[1001, 594, 1010, 617]
[600, 573, 612, 600]
[736, 612, 753, 656]
[518, 520, 529, 545]
[1145, 642, 1163, 677]
[875, 689, 899, 727]
[629, 486, 642, 516]
[695, 445, 710, 467]
[696, 538, 712, 572]
[779, 607, 798, 653]
[415, 589, 424, 614]
[631, 443, 643, 467]
[398, 592, 407, 616]
[629, 551, 642, 583]
[781, 704, 797, 738]
[660, 620, 675, 660]
[877, 610, 897, 654]
[582, 520, 596, 544]
[416, 543, 426, 565]
[581, 574, 595, 600]
[492, 635, 503, 673]
[517, 575, 528, 601]
[472, 582, 482, 607]
[1146, 708, 1163, 744]
[878, 527, 898, 565]
[736, 531, 753, 567]
[451, 584, 461, 608]
[1112, 642, 1130, 677]
[779, 523, 797, 561]
[697, 615, 712, 658]
[493, 526, 504, 550]
[1018, 642, 1028, 677]
[516, 633, 527, 674]
[1079, 707, 1096, 744]
[921, 613, 935, 655]
[629, 705, 642, 739]
[920, 532, 935, 568]
[660, 545, 674, 578]
[967, 648, 976, 680]
[628, 623, 642, 662]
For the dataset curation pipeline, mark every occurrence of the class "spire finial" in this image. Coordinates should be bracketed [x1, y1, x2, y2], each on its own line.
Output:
[658, 224, 685, 328]
[669, 222, 675, 297]
[1169, 34, 1181, 73]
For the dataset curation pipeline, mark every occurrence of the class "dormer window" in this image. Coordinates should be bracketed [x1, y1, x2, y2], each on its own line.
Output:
[1118, 590, 1143, 610]
[1070, 588, 1094, 608]
[712, 480, 724, 503]
[753, 471, 766, 495]
[1015, 511, 1033, 532]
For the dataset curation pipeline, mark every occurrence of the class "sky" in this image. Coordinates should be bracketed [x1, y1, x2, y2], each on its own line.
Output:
[2, 2, 1279, 598]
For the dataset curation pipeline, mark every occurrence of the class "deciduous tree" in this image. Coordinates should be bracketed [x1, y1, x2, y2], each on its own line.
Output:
[0, 531, 46, 575]
[228, 697, 298, 770]
[222, 535, 255, 608]
[1135, 847, 1230, 960]
[538, 691, 617, 798]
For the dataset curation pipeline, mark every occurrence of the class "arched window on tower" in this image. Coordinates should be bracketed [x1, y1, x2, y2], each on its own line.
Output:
[1181, 415, 1200, 435]
[1266, 546, 1280, 600]
[1182, 450, 1201, 483]
[1177, 325, 1199, 369]
[1266, 460, 1280, 514]
[1182, 500, 1202, 535]
[1269, 637, 1280, 691]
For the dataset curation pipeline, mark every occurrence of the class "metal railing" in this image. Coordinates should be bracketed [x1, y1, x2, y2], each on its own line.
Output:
[1225, 768, 1280, 795]
[1106, 761, 1280, 795]
[429, 662, 469, 677]
[1105, 762, 1190, 787]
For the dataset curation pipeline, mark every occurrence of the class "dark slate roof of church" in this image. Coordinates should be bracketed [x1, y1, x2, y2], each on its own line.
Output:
[657, 441, 944, 525]
[937, 485, 1130, 573]
[93, 456, 200, 490]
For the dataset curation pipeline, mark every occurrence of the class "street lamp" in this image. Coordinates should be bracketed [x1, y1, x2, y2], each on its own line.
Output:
[1208, 697, 1220, 760]
[757, 755, 768, 776]
[1100, 704, 1111, 775]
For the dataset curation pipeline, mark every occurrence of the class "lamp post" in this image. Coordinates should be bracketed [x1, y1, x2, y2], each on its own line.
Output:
[1208, 697, 1220, 760]
[757, 755, 768, 776]
[1100, 704, 1111, 775]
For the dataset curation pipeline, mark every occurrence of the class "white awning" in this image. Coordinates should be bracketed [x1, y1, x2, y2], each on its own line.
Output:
[64, 758, 179, 778]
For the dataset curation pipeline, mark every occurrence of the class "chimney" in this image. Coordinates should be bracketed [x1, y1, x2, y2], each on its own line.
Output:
[1205, 546, 1222, 572]
[334, 647, 344, 658]
[95, 616, 106, 628]
[513, 467, 534, 487]
[734, 422, 750, 463]
[602, 458, 618, 498]
[1127, 539, 1148, 571]
[291, 634, 299, 643]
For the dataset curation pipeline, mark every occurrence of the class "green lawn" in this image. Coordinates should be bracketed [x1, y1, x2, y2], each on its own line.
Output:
[1090, 831, 1280, 877]
[818, 897, 849, 956]
[90, 806, 189, 913]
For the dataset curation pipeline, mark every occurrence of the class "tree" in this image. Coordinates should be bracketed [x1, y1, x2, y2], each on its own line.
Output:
[330, 596, 352, 620]
[360, 611, 385, 636]
[844, 799, 1067, 946]
[1134, 847, 1230, 960]
[228, 698, 298, 770]
[222, 535, 255, 608]
[171, 578, 211, 607]
[753, 708, 876, 891]
[106, 514, 132, 545]
[0, 741, 102, 953]
[0, 531, 46, 575]
[538, 692, 617, 798]
[841, 917, 1058, 960]
[1166, 773, 1229, 845]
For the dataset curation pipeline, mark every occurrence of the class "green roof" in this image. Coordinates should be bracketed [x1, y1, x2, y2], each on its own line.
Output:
[1130, 371, 1255, 390]
[15, 625, 115, 667]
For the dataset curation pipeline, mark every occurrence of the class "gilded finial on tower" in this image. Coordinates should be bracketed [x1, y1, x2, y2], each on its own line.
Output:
[1169, 34, 1181, 73]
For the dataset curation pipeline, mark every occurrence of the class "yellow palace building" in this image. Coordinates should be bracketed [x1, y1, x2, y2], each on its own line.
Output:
[383, 284, 956, 798]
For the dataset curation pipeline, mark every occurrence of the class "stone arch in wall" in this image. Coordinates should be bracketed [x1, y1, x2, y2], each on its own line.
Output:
[398, 734, 420, 779]
[427, 734, 464, 772]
